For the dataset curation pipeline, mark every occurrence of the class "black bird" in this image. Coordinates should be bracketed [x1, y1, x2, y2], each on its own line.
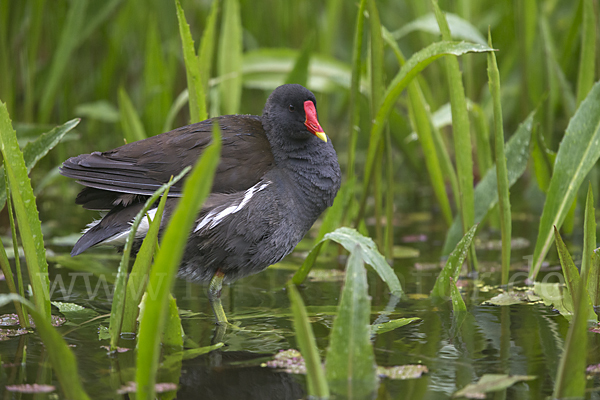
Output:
[60, 84, 341, 324]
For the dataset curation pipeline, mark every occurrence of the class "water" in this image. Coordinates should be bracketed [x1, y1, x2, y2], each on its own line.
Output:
[1, 211, 599, 399]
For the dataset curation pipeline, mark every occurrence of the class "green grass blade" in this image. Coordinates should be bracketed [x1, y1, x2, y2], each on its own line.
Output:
[284, 34, 313, 86]
[531, 125, 555, 192]
[431, 224, 477, 299]
[120, 178, 173, 335]
[39, 0, 88, 122]
[218, 0, 242, 115]
[582, 183, 596, 284]
[77, 0, 122, 50]
[553, 226, 595, 320]
[292, 241, 324, 285]
[590, 249, 600, 306]
[355, 40, 492, 226]
[0, 224, 26, 327]
[540, 14, 576, 117]
[442, 112, 534, 255]
[294, 227, 402, 297]
[471, 103, 493, 180]
[287, 282, 329, 398]
[109, 168, 189, 348]
[346, 0, 366, 181]
[0, 7, 13, 116]
[198, 0, 219, 102]
[382, 27, 453, 227]
[136, 125, 220, 399]
[118, 87, 147, 143]
[487, 31, 511, 286]
[0, 294, 90, 399]
[0, 102, 50, 318]
[368, 0, 384, 112]
[241, 49, 351, 91]
[576, 0, 596, 106]
[530, 82, 600, 280]
[367, 0, 385, 251]
[4, 168, 27, 327]
[432, 0, 475, 270]
[384, 128, 394, 259]
[325, 247, 376, 398]
[408, 83, 453, 226]
[553, 227, 581, 305]
[163, 90, 189, 133]
[143, 17, 173, 136]
[450, 277, 466, 313]
[175, 0, 207, 123]
[0, 118, 79, 210]
[553, 239, 590, 398]
[163, 295, 184, 348]
[392, 12, 486, 45]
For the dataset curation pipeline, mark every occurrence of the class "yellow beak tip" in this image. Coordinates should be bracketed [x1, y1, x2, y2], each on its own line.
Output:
[315, 131, 327, 143]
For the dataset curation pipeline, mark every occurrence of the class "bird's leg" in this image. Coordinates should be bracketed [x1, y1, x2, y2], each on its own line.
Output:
[208, 269, 228, 326]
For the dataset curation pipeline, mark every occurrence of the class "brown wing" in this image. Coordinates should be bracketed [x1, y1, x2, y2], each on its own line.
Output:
[60, 115, 274, 209]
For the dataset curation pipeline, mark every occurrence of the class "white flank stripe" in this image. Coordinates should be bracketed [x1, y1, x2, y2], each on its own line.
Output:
[194, 181, 270, 232]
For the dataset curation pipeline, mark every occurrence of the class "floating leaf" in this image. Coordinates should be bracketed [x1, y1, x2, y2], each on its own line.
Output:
[372, 317, 420, 335]
[482, 291, 539, 306]
[453, 374, 536, 398]
[377, 365, 429, 380]
[117, 382, 177, 395]
[534, 282, 574, 319]
[263, 349, 306, 375]
[5, 384, 55, 393]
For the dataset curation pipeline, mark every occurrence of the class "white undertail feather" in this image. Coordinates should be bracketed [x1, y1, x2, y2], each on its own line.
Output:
[99, 208, 158, 246]
[194, 181, 270, 232]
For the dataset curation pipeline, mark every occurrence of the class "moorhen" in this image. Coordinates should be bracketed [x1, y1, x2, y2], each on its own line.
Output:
[60, 84, 341, 324]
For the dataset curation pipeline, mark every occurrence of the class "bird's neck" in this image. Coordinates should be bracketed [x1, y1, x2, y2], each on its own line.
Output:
[269, 137, 341, 216]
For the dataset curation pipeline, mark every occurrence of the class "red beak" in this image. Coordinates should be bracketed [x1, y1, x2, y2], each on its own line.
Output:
[303, 101, 327, 142]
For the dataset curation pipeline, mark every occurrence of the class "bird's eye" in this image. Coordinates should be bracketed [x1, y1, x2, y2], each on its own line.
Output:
[288, 105, 295, 112]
